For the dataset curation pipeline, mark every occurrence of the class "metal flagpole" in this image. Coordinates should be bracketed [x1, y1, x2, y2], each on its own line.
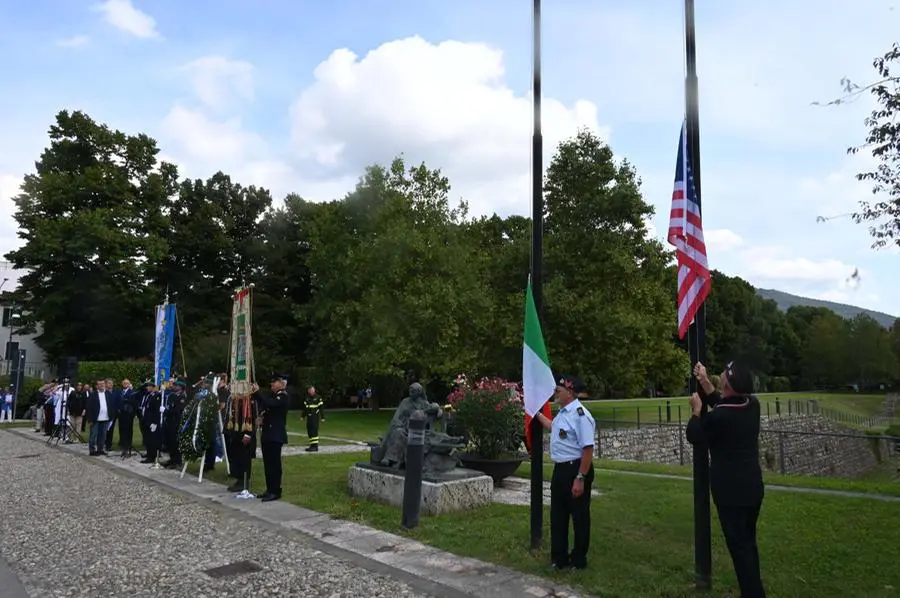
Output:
[529, 0, 545, 551]
[684, 0, 712, 589]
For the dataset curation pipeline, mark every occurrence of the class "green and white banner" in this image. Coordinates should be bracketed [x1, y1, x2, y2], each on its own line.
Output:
[229, 286, 255, 398]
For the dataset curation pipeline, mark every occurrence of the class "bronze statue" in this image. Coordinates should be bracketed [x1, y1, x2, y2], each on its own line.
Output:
[370, 382, 465, 474]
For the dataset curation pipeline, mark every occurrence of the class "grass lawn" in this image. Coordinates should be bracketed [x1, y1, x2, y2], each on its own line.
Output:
[188, 450, 900, 598]
[280, 393, 896, 443]
[519, 458, 900, 498]
[286, 409, 393, 442]
[580, 393, 892, 428]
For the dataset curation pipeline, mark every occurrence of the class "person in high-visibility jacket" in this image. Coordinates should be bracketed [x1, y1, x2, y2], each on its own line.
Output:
[302, 386, 324, 452]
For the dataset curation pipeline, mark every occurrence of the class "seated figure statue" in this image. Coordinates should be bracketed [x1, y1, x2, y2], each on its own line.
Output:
[370, 382, 466, 475]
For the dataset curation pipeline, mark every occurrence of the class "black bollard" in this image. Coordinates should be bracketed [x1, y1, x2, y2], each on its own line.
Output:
[401, 412, 427, 529]
[666, 400, 672, 423]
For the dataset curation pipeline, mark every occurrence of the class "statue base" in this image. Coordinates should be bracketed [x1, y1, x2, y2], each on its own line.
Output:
[348, 463, 493, 515]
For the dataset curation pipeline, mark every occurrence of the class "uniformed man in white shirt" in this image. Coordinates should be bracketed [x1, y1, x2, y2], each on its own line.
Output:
[532, 374, 596, 570]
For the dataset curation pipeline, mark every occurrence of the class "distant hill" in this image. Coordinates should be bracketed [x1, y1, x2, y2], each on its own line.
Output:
[757, 288, 897, 328]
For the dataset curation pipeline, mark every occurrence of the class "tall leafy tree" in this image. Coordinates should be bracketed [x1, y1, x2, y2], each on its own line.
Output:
[306, 158, 490, 392]
[846, 43, 900, 248]
[5, 110, 175, 362]
[150, 171, 272, 370]
[541, 128, 681, 396]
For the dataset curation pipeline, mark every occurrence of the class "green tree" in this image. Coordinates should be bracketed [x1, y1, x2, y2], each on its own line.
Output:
[800, 311, 851, 388]
[845, 43, 900, 248]
[305, 158, 491, 394]
[541, 128, 680, 397]
[5, 110, 175, 362]
[149, 171, 272, 374]
[847, 313, 897, 387]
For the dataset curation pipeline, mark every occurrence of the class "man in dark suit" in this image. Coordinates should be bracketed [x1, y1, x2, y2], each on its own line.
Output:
[86, 379, 115, 456]
[686, 360, 766, 598]
[250, 373, 289, 502]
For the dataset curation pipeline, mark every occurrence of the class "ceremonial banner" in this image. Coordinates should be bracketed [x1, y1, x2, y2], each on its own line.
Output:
[229, 287, 255, 397]
[154, 303, 177, 386]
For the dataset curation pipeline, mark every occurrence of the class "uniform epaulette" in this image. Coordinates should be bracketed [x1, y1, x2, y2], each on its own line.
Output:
[576, 406, 585, 416]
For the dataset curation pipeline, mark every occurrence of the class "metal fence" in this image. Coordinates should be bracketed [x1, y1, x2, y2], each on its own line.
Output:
[590, 415, 899, 479]
[0, 360, 50, 379]
[592, 397, 894, 431]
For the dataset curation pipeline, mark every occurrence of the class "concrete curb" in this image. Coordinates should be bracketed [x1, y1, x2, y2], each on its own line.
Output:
[0, 556, 29, 598]
[7, 428, 587, 598]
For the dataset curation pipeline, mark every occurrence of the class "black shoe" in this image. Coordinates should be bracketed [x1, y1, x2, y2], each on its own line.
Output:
[261, 493, 281, 502]
[257, 492, 272, 500]
[570, 563, 587, 571]
[305, 446, 318, 452]
[551, 562, 570, 571]
[227, 483, 244, 493]
[89, 450, 97, 456]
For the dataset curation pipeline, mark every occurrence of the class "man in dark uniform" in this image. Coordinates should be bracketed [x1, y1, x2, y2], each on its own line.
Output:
[116, 380, 140, 455]
[216, 375, 237, 482]
[687, 360, 766, 598]
[530, 374, 596, 571]
[140, 382, 163, 464]
[226, 380, 258, 493]
[302, 386, 324, 452]
[250, 373, 289, 502]
[162, 379, 188, 469]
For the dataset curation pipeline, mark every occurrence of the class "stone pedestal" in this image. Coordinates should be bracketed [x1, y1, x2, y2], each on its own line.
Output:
[347, 463, 493, 515]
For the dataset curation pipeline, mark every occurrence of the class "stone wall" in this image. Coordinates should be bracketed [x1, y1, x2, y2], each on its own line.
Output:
[594, 414, 897, 479]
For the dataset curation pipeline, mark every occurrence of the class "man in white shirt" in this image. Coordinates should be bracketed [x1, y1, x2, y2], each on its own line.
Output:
[88, 379, 111, 456]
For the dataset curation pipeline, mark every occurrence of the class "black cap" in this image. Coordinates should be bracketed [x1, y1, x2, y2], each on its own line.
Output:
[271, 373, 288, 382]
[724, 360, 753, 395]
[555, 374, 586, 394]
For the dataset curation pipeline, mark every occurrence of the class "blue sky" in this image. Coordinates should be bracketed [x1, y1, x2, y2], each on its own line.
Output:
[1, 0, 898, 317]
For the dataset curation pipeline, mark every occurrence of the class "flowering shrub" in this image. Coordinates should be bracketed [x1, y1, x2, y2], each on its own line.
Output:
[446, 375, 524, 460]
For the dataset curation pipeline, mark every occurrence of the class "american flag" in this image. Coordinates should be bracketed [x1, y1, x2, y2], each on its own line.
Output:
[667, 120, 710, 340]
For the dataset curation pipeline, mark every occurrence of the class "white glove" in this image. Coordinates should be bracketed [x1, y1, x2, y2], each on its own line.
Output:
[150, 424, 157, 432]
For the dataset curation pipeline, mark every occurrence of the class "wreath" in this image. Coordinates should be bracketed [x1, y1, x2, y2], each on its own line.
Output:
[177, 392, 220, 463]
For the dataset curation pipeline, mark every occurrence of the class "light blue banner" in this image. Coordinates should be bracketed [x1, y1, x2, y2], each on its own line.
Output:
[154, 303, 177, 385]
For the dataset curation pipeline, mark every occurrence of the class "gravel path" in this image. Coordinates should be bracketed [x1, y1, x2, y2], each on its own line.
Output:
[0, 431, 437, 598]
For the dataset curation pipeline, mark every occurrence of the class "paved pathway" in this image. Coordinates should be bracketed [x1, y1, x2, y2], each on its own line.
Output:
[3, 429, 585, 598]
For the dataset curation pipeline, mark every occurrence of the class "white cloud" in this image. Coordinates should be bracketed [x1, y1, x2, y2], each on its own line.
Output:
[705, 228, 744, 254]
[93, 0, 159, 39]
[287, 36, 604, 216]
[56, 35, 90, 48]
[179, 56, 255, 113]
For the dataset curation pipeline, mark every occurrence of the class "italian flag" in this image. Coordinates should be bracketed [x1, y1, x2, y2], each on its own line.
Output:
[522, 275, 556, 418]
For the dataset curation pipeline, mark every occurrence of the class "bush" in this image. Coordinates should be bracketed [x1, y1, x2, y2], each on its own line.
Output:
[78, 361, 154, 384]
[446, 375, 523, 460]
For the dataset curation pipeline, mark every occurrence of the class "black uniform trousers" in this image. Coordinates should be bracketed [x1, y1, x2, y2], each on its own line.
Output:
[261, 441, 283, 496]
[165, 416, 182, 465]
[550, 459, 594, 568]
[118, 412, 136, 450]
[104, 419, 116, 451]
[144, 425, 162, 461]
[306, 412, 319, 447]
[230, 436, 254, 487]
[716, 501, 765, 598]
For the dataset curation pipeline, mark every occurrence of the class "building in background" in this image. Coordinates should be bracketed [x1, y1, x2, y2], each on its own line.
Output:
[0, 261, 49, 379]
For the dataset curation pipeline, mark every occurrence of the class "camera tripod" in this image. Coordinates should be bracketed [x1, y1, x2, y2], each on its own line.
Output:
[47, 382, 83, 447]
